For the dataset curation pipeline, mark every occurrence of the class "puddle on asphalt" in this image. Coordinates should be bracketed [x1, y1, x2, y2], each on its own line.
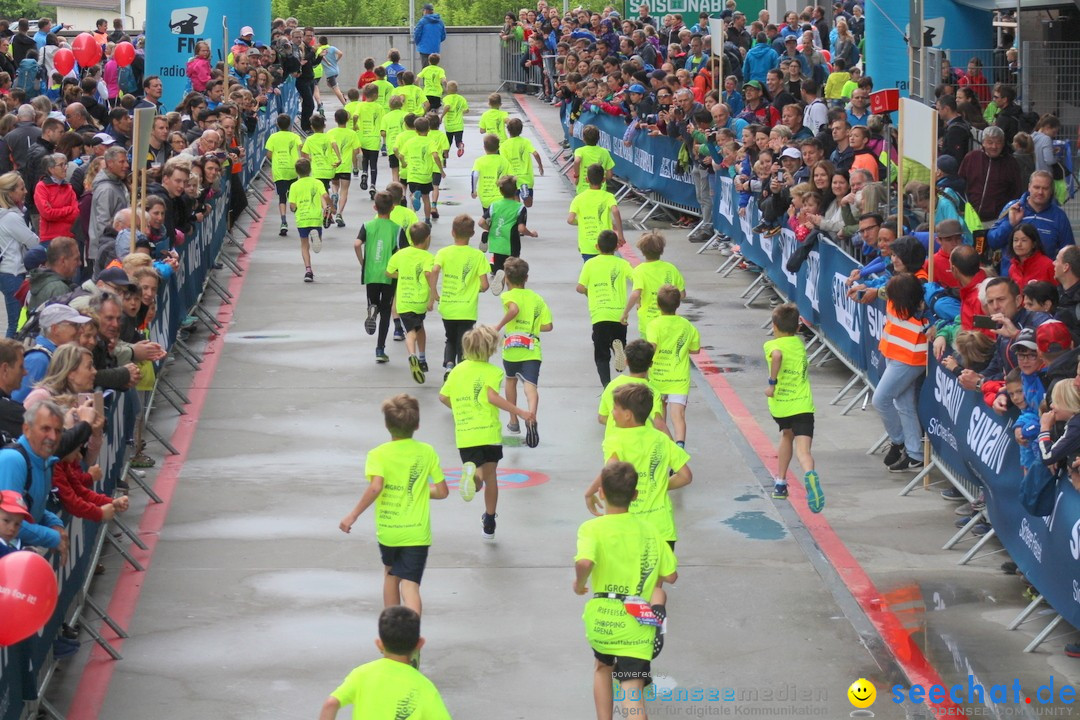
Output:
[733, 493, 759, 502]
[697, 352, 752, 374]
[721, 510, 786, 540]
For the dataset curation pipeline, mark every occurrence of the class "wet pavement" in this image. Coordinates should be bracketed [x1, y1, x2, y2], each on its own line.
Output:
[41, 94, 1080, 720]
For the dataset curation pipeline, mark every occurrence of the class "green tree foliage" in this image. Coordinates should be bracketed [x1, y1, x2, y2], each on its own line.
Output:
[0, 0, 43, 21]
[270, 0, 519, 26]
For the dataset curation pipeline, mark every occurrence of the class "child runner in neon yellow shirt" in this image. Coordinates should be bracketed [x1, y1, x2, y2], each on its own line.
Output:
[622, 231, 686, 334]
[567, 163, 623, 259]
[319, 606, 450, 718]
[385, 223, 436, 385]
[329, 108, 359, 227]
[415, 52, 446, 111]
[493, 258, 552, 448]
[572, 123, 614, 193]
[574, 461, 678, 720]
[354, 84, 385, 197]
[478, 92, 509, 141]
[440, 80, 469, 157]
[470, 134, 510, 248]
[765, 302, 824, 512]
[287, 158, 329, 283]
[596, 339, 668, 444]
[381, 95, 407, 184]
[264, 113, 301, 236]
[439, 324, 533, 540]
[301, 114, 342, 219]
[431, 214, 491, 375]
[338, 394, 448, 614]
[500, 117, 544, 208]
[642, 285, 700, 448]
[577, 229, 633, 386]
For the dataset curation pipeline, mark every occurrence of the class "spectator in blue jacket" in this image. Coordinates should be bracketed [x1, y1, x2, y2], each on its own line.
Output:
[0, 401, 66, 559]
[413, 4, 447, 68]
[987, 170, 1075, 276]
[742, 33, 779, 85]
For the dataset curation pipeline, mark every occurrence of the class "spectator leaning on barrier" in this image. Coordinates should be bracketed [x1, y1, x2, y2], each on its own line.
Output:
[14, 303, 90, 403]
[959, 277, 1051, 396]
[1055, 246, 1080, 345]
[987, 170, 1074, 276]
[0, 400, 67, 560]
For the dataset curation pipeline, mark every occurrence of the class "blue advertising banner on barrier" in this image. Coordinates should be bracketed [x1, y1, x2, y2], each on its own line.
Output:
[145, 0, 273, 110]
[0, 81, 297, 720]
[566, 111, 699, 209]
[919, 356, 1080, 632]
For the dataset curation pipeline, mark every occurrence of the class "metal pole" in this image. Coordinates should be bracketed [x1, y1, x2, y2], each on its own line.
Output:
[120, 0, 126, 30]
[409, 0, 417, 71]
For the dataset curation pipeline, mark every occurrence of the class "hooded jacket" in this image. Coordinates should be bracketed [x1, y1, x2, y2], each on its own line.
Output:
[0, 435, 61, 548]
[35, 175, 79, 242]
[413, 13, 446, 54]
[742, 43, 779, 84]
[88, 168, 129, 265]
[987, 191, 1074, 276]
[26, 266, 73, 313]
[0, 206, 39, 275]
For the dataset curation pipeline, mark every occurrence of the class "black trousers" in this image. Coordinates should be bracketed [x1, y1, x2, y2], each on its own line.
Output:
[297, 78, 315, 131]
[443, 318, 475, 367]
[592, 321, 627, 387]
[366, 283, 394, 349]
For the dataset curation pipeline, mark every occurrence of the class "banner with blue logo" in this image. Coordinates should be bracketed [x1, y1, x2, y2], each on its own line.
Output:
[919, 357, 1080, 633]
[145, 0, 272, 110]
[566, 111, 698, 209]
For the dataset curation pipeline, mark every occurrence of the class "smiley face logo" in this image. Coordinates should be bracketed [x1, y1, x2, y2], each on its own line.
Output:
[848, 678, 876, 709]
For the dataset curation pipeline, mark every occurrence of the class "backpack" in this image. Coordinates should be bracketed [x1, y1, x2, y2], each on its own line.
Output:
[15, 289, 90, 343]
[14, 61, 39, 98]
[1019, 110, 1039, 135]
[118, 64, 138, 95]
[1, 442, 34, 512]
[924, 281, 961, 323]
[941, 187, 980, 236]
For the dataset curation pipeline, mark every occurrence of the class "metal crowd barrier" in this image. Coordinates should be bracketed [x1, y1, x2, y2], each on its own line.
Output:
[0, 80, 301, 720]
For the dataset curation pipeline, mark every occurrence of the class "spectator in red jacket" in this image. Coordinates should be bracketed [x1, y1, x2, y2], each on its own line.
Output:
[34, 152, 79, 244]
[51, 445, 128, 523]
[1008, 222, 1057, 292]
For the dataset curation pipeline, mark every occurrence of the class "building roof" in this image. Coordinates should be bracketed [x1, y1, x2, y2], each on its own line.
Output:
[39, 0, 121, 9]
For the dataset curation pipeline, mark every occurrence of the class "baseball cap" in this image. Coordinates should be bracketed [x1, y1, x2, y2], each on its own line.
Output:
[39, 304, 91, 330]
[96, 267, 137, 291]
[1013, 327, 1038, 352]
[240, 26, 254, 36]
[785, 35, 797, 43]
[742, 79, 763, 90]
[0, 490, 32, 522]
[937, 154, 959, 175]
[422, 3, 435, 10]
[935, 219, 963, 238]
[92, 132, 115, 146]
[1037, 320, 1074, 354]
[781, 147, 802, 160]
[22, 246, 46, 272]
[628, 83, 646, 94]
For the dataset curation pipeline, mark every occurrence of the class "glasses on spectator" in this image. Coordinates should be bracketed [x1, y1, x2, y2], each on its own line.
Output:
[1015, 349, 1039, 358]
[858, 223, 879, 233]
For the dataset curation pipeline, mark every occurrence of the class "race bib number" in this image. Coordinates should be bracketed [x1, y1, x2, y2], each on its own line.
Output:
[622, 596, 661, 627]
[504, 334, 535, 351]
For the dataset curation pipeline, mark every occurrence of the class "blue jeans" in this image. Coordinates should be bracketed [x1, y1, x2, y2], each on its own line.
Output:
[0, 272, 23, 338]
[872, 357, 924, 456]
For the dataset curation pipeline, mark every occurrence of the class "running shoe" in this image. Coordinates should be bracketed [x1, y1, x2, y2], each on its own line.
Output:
[431, 208, 440, 220]
[279, 221, 288, 237]
[482, 512, 497, 539]
[412, 190, 422, 211]
[460, 461, 477, 501]
[418, 359, 428, 372]
[375, 349, 389, 364]
[771, 482, 788, 500]
[803, 470, 824, 513]
[311, 231, 322, 253]
[505, 422, 521, 434]
[490, 270, 505, 296]
[882, 442, 903, 466]
[393, 326, 405, 341]
[525, 419, 539, 448]
[457, 144, 464, 157]
[304, 269, 314, 283]
[335, 213, 345, 228]
[409, 355, 425, 383]
[364, 305, 377, 335]
[359, 173, 367, 188]
[611, 339, 626, 373]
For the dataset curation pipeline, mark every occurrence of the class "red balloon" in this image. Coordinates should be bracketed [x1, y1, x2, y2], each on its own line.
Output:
[53, 48, 74, 76]
[71, 32, 101, 68]
[114, 41, 135, 68]
[0, 551, 58, 646]
[821, 49, 832, 63]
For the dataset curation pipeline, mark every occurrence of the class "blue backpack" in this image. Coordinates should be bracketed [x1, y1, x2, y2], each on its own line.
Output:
[14, 60, 40, 98]
[118, 64, 138, 94]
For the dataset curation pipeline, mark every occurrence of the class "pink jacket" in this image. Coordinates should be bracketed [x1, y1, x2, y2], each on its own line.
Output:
[186, 57, 211, 92]
[103, 59, 119, 99]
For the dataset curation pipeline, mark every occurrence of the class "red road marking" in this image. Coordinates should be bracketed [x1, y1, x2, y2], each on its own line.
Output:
[66, 189, 272, 720]
[515, 96, 962, 713]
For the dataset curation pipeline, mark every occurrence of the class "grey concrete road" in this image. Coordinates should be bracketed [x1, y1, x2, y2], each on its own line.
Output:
[43, 93, 1080, 720]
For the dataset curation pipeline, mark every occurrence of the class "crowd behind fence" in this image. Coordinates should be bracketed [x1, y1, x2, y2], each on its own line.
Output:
[0, 81, 300, 720]
[561, 107, 1080, 651]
